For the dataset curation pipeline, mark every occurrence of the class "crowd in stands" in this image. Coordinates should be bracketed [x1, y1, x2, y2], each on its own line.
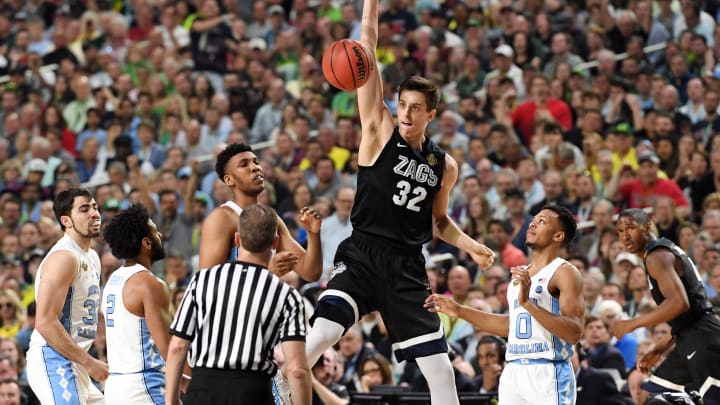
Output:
[0, 0, 720, 403]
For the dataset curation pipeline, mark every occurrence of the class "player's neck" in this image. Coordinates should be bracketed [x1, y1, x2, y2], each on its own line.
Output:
[399, 132, 425, 151]
[235, 250, 272, 268]
[125, 257, 151, 270]
[528, 248, 561, 272]
[233, 191, 259, 208]
[67, 231, 93, 251]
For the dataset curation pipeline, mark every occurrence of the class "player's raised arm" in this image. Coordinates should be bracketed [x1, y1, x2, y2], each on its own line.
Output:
[357, 0, 393, 163]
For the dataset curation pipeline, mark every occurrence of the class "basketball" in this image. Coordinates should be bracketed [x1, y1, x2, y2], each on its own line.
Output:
[322, 39, 373, 91]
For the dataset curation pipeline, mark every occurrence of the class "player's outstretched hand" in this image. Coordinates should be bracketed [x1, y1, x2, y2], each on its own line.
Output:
[86, 357, 109, 382]
[297, 206, 322, 234]
[269, 251, 299, 277]
[425, 294, 460, 317]
[469, 243, 495, 270]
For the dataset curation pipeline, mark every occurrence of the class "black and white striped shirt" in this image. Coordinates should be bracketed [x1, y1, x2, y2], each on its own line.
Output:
[169, 261, 306, 375]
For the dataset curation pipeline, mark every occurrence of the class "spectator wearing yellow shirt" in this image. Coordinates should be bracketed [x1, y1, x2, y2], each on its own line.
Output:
[0, 289, 24, 339]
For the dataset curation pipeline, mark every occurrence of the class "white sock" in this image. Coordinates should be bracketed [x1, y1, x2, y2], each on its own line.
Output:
[306, 317, 345, 366]
[416, 352, 460, 405]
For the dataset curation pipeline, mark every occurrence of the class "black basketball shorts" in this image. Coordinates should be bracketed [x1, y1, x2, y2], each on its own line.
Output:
[311, 233, 448, 362]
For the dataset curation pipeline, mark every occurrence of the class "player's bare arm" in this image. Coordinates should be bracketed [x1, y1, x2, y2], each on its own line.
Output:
[613, 249, 689, 339]
[513, 263, 585, 344]
[165, 335, 190, 405]
[35, 251, 109, 381]
[275, 206, 323, 282]
[432, 154, 495, 269]
[127, 272, 171, 360]
[425, 294, 509, 337]
[357, 0, 393, 166]
[198, 206, 238, 269]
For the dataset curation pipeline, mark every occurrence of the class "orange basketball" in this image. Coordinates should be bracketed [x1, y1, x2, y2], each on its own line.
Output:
[322, 39, 373, 91]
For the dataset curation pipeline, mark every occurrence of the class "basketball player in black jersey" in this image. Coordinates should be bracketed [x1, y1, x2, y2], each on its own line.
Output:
[614, 208, 720, 404]
[273, 1, 494, 404]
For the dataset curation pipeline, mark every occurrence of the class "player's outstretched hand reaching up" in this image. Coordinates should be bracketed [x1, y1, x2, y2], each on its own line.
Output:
[469, 242, 496, 270]
[425, 294, 461, 318]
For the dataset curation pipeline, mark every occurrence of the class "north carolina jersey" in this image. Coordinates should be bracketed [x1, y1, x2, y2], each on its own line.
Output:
[506, 258, 574, 362]
[29, 234, 101, 351]
[102, 264, 164, 374]
[350, 127, 445, 248]
[222, 201, 243, 261]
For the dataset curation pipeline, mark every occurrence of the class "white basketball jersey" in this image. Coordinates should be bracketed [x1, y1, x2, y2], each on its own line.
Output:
[222, 201, 243, 262]
[506, 257, 574, 362]
[30, 235, 101, 352]
[102, 264, 165, 374]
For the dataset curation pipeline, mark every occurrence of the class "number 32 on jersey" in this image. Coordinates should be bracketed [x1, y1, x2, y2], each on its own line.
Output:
[393, 180, 427, 212]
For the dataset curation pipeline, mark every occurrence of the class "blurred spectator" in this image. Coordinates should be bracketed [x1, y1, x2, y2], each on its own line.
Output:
[337, 324, 376, 392]
[357, 353, 394, 393]
[320, 186, 354, 276]
[311, 348, 349, 405]
[583, 315, 627, 379]
[653, 196, 683, 244]
[486, 219, 527, 268]
[510, 75, 573, 145]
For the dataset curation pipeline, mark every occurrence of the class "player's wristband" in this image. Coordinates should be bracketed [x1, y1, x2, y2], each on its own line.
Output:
[182, 374, 192, 380]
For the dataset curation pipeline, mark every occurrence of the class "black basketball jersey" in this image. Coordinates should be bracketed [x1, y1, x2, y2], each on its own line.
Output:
[350, 127, 445, 248]
[644, 238, 713, 332]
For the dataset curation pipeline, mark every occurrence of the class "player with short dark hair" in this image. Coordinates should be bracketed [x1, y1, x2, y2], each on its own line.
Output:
[427, 205, 585, 405]
[614, 208, 720, 403]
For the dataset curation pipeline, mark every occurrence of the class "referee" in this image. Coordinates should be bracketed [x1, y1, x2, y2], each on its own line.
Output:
[165, 204, 316, 405]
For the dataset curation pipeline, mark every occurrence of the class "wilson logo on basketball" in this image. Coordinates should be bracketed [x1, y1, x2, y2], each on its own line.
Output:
[352, 45, 366, 81]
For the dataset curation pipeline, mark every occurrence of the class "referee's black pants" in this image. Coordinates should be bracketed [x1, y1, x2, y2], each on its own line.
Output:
[183, 367, 273, 405]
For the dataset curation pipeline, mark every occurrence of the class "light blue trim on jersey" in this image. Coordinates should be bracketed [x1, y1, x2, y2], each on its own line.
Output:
[227, 246, 239, 262]
[140, 319, 164, 371]
[509, 358, 564, 365]
[141, 369, 165, 405]
[554, 360, 575, 405]
[60, 287, 74, 333]
[550, 297, 572, 361]
[41, 345, 81, 404]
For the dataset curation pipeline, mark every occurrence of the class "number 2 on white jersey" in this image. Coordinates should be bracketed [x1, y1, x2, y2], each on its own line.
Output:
[393, 180, 427, 212]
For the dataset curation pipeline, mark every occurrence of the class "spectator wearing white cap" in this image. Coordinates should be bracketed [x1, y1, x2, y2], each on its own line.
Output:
[483, 44, 525, 100]
[262, 4, 293, 50]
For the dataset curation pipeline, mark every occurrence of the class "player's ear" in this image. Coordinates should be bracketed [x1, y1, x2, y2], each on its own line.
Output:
[223, 174, 234, 187]
[554, 231, 565, 244]
[141, 237, 151, 250]
[428, 109, 437, 121]
[60, 215, 72, 229]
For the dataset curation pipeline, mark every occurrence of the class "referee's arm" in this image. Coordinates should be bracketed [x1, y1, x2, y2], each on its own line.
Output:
[281, 289, 312, 405]
[165, 335, 191, 405]
[166, 276, 198, 405]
